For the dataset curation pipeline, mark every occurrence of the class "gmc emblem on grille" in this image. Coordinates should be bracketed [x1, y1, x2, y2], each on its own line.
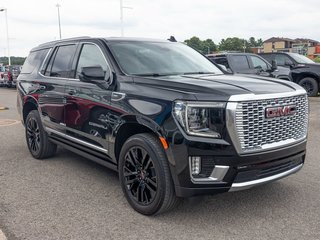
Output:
[265, 105, 297, 119]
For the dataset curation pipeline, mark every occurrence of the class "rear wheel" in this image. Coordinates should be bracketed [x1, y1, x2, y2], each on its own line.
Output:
[119, 133, 179, 215]
[25, 110, 57, 159]
[299, 77, 318, 97]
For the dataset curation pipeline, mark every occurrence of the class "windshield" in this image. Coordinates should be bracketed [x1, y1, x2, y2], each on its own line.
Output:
[287, 53, 315, 64]
[107, 41, 222, 76]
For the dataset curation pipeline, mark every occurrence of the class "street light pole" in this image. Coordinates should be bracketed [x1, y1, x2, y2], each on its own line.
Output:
[120, 0, 124, 37]
[119, 0, 132, 37]
[0, 8, 11, 66]
[56, 4, 62, 39]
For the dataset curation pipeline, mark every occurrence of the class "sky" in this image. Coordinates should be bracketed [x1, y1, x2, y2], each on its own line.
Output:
[0, 0, 319, 57]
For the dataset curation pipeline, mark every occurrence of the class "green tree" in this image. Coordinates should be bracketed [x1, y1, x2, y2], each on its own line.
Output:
[219, 37, 246, 52]
[184, 36, 203, 52]
[184, 36, 217, 54]
[202, 39, 217, 54]
[0, 56, 26, 65]
[248, 37, 263, 47]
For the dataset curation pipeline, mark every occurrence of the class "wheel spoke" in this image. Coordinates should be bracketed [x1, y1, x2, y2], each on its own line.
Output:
[141, 150, 149, 169]
[143, 158, 152, 171]
[126, 178, 138, 185]
[125, 153, 136, 168]
[145, 182, 156, 196]
[31, 140, 36, 151]
[124, 166, 138, 177]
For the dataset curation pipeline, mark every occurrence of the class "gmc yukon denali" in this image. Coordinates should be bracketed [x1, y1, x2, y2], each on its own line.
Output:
[17, 37, 309, 215]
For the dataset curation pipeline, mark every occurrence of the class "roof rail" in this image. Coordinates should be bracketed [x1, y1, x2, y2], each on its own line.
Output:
[38, 36, 91, 47]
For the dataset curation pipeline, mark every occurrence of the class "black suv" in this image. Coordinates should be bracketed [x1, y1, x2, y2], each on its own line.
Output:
[207, 53, 291, 81]
[260, 52, 320, 96]
[18, 37, 308, 215]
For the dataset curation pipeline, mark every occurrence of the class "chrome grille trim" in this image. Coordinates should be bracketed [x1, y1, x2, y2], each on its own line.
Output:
[226, 92, 308, 154]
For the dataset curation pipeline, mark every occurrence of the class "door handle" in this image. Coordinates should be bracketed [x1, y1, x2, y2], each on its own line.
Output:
[111, 92, 126, 101]
[68, 89, 77, 95]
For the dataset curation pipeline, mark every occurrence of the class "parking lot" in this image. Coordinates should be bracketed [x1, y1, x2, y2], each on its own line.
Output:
[0, 87, 319, 240]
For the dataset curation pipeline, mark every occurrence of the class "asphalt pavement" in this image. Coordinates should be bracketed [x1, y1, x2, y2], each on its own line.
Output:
[0, 88, 319, 240]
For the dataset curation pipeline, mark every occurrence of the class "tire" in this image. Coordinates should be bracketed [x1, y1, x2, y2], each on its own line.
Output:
[119, 133, 179, 215]
[25, 110, 57, 159]
[299, 77, 319, 97]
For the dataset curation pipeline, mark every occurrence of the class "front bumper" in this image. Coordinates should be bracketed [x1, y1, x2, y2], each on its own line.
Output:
[170, 139, 306, 198]
[229, 163, 303, 192]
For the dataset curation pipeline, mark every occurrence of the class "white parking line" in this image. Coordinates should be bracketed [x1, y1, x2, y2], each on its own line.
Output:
[0, 230, 7, 240]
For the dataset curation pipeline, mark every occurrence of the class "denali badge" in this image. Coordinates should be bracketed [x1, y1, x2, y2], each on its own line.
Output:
[265, 105, 297, 118]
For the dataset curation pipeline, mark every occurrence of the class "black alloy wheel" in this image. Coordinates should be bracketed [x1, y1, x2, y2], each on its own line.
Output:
[25, 110, 57, 159]
[123, 146, 158, 205]
[119, 133, 179, 215]
[299, 77, 318, 97]
[26, 117, 41, 154]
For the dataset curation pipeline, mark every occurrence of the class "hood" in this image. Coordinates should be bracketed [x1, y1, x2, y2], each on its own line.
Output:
[133, 73, 303, 101]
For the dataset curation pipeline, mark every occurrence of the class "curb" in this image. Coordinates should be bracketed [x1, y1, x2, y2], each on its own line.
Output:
[0, 230, 7, 240]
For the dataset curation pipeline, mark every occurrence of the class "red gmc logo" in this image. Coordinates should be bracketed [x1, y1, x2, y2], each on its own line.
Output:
[265, 105, 297, 119]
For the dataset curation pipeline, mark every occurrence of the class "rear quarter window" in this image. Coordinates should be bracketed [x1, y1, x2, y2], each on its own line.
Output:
[21, 48, 50, 74]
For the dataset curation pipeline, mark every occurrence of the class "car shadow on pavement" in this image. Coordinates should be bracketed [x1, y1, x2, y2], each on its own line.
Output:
[53, 147, 300, 223]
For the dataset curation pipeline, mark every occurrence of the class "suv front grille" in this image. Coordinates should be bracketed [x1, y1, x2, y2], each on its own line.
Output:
[233, 94, 308, 153]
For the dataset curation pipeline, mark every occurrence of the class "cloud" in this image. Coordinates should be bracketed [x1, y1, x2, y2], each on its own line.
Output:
[0, 0, 318, 56]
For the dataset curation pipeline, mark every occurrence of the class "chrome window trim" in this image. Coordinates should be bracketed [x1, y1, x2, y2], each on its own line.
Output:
[46, 127, 108, 154]
[229, 163, 303, 192]
[73, 42, 113, 82]
[38, 42, 112, 82]
[38, 45, 77, 81]
[38, 47, 53, 74]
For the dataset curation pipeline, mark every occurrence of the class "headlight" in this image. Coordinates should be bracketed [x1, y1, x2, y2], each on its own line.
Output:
[173, 101, 226, 138]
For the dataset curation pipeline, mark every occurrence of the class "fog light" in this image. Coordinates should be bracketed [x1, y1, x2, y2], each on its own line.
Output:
[190, 156, 201, 175]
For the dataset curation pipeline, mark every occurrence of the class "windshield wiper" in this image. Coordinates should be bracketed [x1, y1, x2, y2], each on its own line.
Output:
[182, 71, 216, 75]
[133, 73, 177, 77]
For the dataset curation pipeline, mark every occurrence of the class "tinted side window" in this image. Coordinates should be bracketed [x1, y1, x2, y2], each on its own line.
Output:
[260, 54, 273, 63]
[250, 56, 268, 70]
[213, 57, 230, 69]
[229, 55, 250, 71]
[275, 54, 293, 66]
[46, 45, 76, 78]
[75, 44, 110, 80]
[21, 49, 50, 74]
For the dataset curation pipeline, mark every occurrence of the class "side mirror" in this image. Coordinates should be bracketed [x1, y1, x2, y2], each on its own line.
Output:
[271, 60, 278, 71]
[79, 66, 106, 82]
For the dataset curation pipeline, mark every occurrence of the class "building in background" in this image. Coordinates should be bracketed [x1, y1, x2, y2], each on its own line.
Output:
[263, 37, 320, 59]
[263, 37, 295, 53]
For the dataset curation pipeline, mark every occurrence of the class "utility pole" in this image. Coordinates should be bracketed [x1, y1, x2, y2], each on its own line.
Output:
[0, 8, 11, 66]
[56, 4, 62, 39]
[120, 0, 132, 37]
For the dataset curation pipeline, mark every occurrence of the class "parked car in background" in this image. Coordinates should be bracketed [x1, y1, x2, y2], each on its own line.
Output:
[1, 66, 20, 88]
[0, 65, 5, 87]
[259, 52, 320, 96]
[207, 53, 291, 81]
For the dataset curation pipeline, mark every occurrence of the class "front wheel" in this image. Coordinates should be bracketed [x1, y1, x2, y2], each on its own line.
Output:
[119, 133, 179, 215]
[299, 77, 319, 97]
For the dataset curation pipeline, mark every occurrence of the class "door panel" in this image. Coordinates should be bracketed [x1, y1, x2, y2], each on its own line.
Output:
[64, 43, 114, 156]
[38, 45, 77, 132]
